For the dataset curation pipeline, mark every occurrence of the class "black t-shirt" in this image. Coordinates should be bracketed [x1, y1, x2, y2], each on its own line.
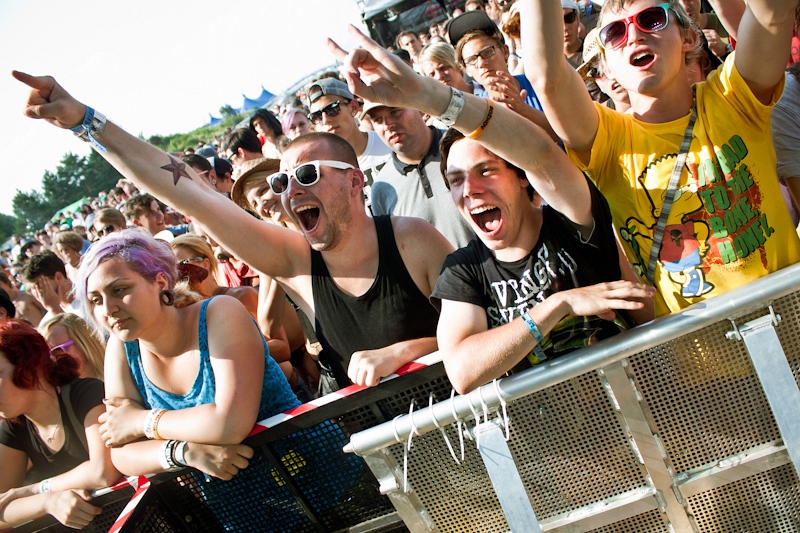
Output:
[0, 378, 104, 482]
[432, 178, 629, 373]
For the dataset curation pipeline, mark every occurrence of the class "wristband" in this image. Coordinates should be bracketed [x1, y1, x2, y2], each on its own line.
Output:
[70, 106, 108, 153]
[467, 101, 495, 140]
[38, 478, 52, 494]
[174, 441, 188, 467]
[144, 408, 166, 440]
[521, 310, 548, 362]
[438, 87, 465, 127]
[159, 440, 182, 471]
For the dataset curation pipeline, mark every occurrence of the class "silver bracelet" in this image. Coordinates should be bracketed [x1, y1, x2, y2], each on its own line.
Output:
[438, 87, 466, 127]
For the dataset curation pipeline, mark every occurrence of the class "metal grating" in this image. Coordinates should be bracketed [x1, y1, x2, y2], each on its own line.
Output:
[626, 306, 784, 473]
[587, 508, 670, 532]
[687, 462, 800, 532]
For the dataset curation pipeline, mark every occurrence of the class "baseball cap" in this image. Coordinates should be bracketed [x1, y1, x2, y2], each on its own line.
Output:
[561, 0, 581, 12]
[306, 78, 354, 105]
[446, 10, 502, 47]
[360, 100, 389, 120]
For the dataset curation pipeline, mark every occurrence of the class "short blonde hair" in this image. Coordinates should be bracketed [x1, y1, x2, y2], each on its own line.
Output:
[39, 313, 106, 380]
[170, 234, 219, 276]
[420, 42, 463, 73]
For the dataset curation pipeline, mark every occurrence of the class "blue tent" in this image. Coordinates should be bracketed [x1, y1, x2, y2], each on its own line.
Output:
[208, 114, 223, 126]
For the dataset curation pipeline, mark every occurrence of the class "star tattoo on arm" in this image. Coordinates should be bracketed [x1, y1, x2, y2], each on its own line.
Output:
[161, 156, 192, 186]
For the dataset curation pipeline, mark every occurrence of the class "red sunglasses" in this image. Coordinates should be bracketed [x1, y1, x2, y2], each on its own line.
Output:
[598, 3, 673, 50]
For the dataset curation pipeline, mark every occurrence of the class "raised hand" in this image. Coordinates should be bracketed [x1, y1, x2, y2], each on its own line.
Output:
[326, 25, 428, 111]
[11, 71, 86, 130]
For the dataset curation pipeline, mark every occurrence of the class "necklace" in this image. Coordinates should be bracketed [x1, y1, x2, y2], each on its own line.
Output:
[40, 412, 62, 444]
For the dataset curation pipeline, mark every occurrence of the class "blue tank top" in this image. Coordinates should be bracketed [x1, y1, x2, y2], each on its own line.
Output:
[125, 298, 299, 421]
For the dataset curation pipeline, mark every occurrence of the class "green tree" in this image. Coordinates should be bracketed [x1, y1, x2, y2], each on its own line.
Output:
[219, 104, 238, 118]
[82, 150, 123, 195]
[12, 190, 52, 232]
[41, 152, 86, 207]
[0, 214, 18, 243]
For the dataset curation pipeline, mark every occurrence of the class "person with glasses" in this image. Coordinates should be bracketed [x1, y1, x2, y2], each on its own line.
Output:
[306, 77, 392, 208]
[448, 10, 560, 141]
[518, 0, 800, 314]
[40, 313, 106, 381]
[562, 0, 585, 69]
[12, 74, 453, 392]
[0, 320, 118, 529]
[91, 207, 127, 241]
[221, 128, 263, 172]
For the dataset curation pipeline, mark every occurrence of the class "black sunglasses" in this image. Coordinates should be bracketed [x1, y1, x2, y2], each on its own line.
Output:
[564, 10, 578, 24]
[308, 101, 345, 125]
[96, 225, 115, 238]
[267, 160, 355, 195]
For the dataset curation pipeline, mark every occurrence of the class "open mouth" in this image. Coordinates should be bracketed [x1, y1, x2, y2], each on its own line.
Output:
[470, 205, 502, 234]
[630, 51, 655, 68]
[295, 205, 320, 232]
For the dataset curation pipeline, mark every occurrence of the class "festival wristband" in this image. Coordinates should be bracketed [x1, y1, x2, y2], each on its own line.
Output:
[438, 87, 465, 127]
[144, 408, 166, 440]
[38, 478, 52, 494]
[467, 100, 495, 140]
[521, 311, 548, 362]
[69, 106, 108, 152]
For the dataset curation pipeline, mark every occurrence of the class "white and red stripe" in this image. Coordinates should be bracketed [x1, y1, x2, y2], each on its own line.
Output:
[107, 476, 151, 533]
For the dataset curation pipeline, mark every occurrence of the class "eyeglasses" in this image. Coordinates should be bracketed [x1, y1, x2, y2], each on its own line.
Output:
[50, 340, 74, 355]
[598, 3, 673, 50]
[267, 160, 355, 195]
[463, 45, 500, 67]
[178, 256, 205, 265]
[564, 10, 578, 24]
[95, 225, 115, 238]
[307, 101, 345, 125]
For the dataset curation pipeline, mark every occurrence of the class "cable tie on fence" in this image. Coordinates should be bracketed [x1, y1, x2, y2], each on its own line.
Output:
[492, 379, 511, 441]
[467, 393, 482, 449]
[431, 393, 460, 464]
[478, 385, 490, 426]
[402, 400, 421, 493]
[391, 414, 404, 444]
[450, 389, 466, 461]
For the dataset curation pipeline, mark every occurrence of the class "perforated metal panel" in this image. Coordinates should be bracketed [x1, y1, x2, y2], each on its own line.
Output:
[687, 463, 800, 532]
[627, 308, 782, 474]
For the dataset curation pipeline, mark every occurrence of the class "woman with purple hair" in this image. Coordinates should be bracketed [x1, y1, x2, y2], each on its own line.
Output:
[280, 108, 311, 140]
[75, 229, 299, 527]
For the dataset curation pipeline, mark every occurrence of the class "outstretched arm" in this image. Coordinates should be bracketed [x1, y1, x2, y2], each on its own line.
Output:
[328, 26, 593, 227]
[439, 281, 654, 394]
[12, 71, 308, 282]
[519, 0, 599, 162]
[734, 0, 795, 103]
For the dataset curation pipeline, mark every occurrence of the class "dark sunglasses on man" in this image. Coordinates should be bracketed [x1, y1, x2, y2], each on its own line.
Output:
[308, 101, 346, 125]
[564, 10, 578, 24]
[267, 160, 355, 195]
[95, 225, 115, 239]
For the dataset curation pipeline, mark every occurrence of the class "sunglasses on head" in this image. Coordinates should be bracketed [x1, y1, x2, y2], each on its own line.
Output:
[267, 160, 355, 195]
[564, 10, 578, 24]
[598, 3, 673, 50]
[308, 101, 345, 125]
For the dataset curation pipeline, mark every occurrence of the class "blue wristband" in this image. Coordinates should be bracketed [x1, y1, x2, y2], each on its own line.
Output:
[521, 311, 548, 362]
[70, 106, 108, 152]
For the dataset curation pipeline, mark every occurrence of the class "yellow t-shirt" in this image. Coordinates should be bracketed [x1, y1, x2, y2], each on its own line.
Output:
[569, 56, 800, 316]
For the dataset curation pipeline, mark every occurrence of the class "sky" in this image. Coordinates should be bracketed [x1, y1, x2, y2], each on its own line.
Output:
[0, 0, 368, 218]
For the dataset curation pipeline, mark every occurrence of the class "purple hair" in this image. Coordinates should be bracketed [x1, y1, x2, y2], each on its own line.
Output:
[75, 229, 178, 329]
[281, 109, 302, 136]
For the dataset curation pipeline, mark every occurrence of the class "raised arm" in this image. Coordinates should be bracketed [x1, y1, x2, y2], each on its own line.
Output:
[519, 0, 599, 161]
[12, 71, 308, 282]
[734, 0, 795, 103]
[328, 26, 593, 225]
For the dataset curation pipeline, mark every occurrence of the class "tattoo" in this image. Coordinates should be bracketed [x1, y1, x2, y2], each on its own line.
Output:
[161, 156, 192, 186]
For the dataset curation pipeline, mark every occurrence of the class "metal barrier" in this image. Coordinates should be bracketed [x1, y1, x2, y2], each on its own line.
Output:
[11, 264, 800, 532]
[344, 263, 800, 532]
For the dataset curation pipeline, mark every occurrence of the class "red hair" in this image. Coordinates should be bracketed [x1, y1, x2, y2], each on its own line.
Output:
[0, 320, 79, 389]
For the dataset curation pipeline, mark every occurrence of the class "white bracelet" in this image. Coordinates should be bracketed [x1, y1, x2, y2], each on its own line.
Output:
[144, 408, 166, 440]
[438, 87, 466, 127]
[157, 440, 172, 470]
[174, 441, 188, 467]
[38, 478, 52, 494]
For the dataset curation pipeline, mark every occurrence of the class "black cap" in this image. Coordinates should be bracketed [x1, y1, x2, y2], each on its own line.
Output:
[446, 10, 502, 47]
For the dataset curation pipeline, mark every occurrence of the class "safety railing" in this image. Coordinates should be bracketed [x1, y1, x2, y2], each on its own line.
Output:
[344, 262, 800, 532]
[11, 263, 800, 532]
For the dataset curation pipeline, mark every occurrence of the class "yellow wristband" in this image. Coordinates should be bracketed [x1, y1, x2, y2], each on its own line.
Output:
[152, 409, 167, 440]
[466, 100, 495, 140]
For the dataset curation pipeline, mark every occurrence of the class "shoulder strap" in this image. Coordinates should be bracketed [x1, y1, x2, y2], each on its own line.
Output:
[60, 382, 88, 454]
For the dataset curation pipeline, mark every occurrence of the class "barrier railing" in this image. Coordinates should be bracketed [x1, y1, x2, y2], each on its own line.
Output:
[11, 263, 800, 532]
[344, 262, 800, 532]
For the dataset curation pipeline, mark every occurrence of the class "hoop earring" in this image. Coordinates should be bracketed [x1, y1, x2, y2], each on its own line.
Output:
[160, 290, 175, 306]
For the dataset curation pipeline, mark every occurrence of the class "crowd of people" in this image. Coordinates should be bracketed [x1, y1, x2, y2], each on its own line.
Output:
[2, 0, 800, 527]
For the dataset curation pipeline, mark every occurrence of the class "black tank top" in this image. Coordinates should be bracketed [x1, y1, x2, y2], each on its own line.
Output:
[311, 215, 439, 388]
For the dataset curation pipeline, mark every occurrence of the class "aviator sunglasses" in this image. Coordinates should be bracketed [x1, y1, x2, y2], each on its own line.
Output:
[598, 3, 673, 50]
[308, 101, 345, 125]
[267, 160, 355, 194]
